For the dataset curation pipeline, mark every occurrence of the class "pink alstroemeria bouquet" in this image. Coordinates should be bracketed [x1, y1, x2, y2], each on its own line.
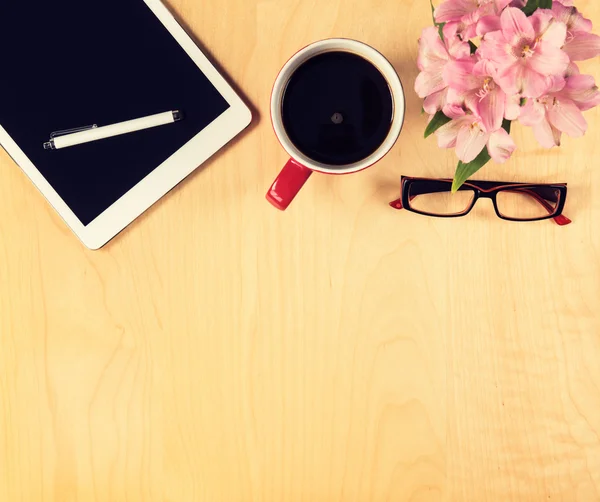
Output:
[417, 0, 600, 190]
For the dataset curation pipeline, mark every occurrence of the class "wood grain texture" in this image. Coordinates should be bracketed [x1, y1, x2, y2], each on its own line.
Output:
[1, 1, 600, 500]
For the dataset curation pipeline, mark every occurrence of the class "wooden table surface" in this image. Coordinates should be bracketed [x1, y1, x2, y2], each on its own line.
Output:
[2, 1, 600, 500]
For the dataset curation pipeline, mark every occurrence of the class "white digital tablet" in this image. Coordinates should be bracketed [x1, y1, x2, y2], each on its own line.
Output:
[0, 0, 251, 249]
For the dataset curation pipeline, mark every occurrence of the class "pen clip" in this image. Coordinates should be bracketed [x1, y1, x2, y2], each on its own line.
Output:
[50, 124, 98, 138]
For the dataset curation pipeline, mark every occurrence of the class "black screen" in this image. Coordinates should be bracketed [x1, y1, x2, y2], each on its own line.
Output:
[0, 0, 230, 225]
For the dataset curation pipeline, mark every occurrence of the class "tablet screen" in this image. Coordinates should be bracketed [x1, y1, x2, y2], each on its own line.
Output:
[0, 0, 230, 225]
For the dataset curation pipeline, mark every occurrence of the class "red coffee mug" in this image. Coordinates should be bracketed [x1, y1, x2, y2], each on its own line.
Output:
[267, 38, 405, 210]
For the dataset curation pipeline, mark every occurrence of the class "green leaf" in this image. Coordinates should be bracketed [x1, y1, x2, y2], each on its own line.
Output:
[521, 0, 550, 16]
[521, 0, 537, 15]
[451, 120, 512, 192]
[468, 41, 478, 54]
[424, 111, 451, 139]
[452, 149, 492, 193]
[438, 22, 445, 40]
[430, 0, 445, 40]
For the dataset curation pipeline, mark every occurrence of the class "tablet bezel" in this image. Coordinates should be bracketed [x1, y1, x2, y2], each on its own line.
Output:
[0, 0, 251, 249]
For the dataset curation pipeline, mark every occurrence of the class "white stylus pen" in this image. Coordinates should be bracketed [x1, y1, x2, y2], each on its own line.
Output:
[44, 110, 183, 150]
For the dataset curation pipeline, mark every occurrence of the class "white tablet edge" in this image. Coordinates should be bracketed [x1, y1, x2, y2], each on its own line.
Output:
[0, 0, 252, 250]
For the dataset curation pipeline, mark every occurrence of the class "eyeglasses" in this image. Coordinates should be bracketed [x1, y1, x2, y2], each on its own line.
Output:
[390, 176, 571, 225]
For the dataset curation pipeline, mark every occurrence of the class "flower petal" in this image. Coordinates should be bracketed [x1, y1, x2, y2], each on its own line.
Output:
[444, 103, 468, 120]
[543, 21, 568, 49]
[443, 24, 472, 60]
[528, 42, 570, 77]
[566, 62, 580, 77]
[501, 7, 534, 47]
[563, 32, 600, 62]
[495, 0, 512, 10]
[550, 2, 572, 26]
[519, 98, 545, 126]
[423, 88, 449, 115]
[443, 60, 479, 92]
[436, 116, 471, 149]
[461, 22, 479, 40]
[479, 31, 514, 67]
[474, 60, 498, 79]
[478, 88, 506, 132]
[446, 86, 468, 108]
[443, 103, 468, 119]
[531, 11, 567, 48]
[417, 27, 449, 71]
[548, 76, 567, 94]
[562, 75, 600, 111]
[569, 10, 593, 33]
[477, 15, 502, 36]
[533, 120, 561, 148]
[505, 93, 521, 120]
[487, 128, 516, 163]
[456, 123, 489, 163]
[434, 0, 478, 24]
[497, 62, 550, 98]
[415, 70, 446, 98]
[547, 99, 588, 138]
[552, 2, 593, 33]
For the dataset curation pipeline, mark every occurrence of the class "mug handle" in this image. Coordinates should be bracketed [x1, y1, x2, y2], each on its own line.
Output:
[266, 158, 313, 210]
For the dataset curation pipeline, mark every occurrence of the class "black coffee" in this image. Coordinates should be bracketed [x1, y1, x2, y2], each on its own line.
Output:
[282, 51, 394, 166]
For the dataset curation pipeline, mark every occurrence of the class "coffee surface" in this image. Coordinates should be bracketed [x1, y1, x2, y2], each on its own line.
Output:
[282, 51, 394, 166]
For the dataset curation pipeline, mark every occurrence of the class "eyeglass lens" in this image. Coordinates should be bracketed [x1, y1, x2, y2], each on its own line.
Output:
[408, 180, 474, 216]
[496, 187, 560, 220]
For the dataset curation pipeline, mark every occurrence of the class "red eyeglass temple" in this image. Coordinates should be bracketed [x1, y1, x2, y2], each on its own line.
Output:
[389, 197, 410, 210]
[389, 190, 572, 226]
[523, 189, 571, 225]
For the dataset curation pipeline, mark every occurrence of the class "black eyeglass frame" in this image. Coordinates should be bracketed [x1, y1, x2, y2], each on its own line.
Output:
[393, 176, 570, 225]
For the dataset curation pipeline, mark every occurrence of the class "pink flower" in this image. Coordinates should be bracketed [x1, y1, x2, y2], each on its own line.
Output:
[415, 24, 471, 114]
[445, 20, 479, 41]
[476, 15, 502, 36]
[435, 0, 513, 40]
[475, 0, 527, 35]
[435, 107, 516, 163]
[444, 59, 520, 131]
[434, 0, 511, 25]
[551, 1, 600, 61]
[417, 0, 600, 171]
[562, 75, 600, 111]
[479, 8, 569, 98]
[519, 75, 600, 148]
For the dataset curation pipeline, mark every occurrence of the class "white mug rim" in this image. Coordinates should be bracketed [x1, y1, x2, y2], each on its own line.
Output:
[271, 38, 405, 175]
